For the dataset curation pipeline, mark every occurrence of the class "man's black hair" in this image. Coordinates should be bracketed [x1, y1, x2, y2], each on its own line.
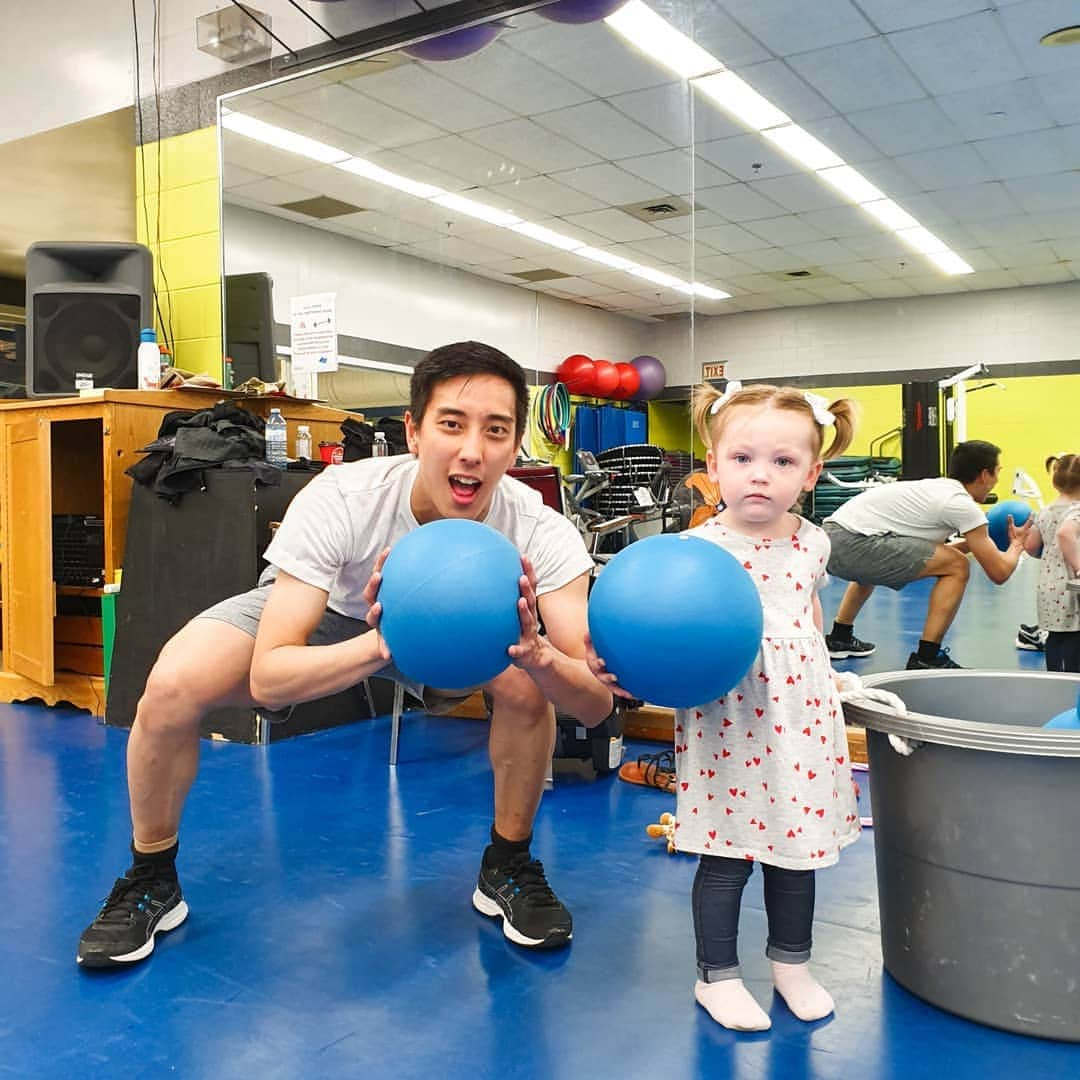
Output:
[948, 439, 1000, 484]
[409, 341, 528, 440]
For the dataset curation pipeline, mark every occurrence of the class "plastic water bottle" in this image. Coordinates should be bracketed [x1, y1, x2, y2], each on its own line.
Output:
[137, 327, 160, 391]
[295, 424, 312, 461]
[265, 408, 288, 469]
[372, 431, 389, 458]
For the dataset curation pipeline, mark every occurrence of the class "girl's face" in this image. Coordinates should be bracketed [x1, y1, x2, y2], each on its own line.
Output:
[706, 404, 823, 536]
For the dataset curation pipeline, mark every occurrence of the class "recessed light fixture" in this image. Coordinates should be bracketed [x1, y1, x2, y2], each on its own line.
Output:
[1040, 25, 1080, 46]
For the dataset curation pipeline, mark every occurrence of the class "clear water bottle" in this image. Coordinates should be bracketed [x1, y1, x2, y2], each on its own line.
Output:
[265, 408, 288, 469]
[295, 424, 312, 461]
[137, 327, 160, 391]
[372, 431, 389, 458]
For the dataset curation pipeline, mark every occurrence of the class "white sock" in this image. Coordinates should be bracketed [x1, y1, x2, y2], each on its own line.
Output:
[694, 978, 771, 1031]
[770, 960, 834, 1021]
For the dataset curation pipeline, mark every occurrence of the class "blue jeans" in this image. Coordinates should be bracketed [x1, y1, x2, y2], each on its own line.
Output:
[693, 855, 814, 982]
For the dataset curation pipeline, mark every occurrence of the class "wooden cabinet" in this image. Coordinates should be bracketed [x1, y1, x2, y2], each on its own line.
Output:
[0, 389, 349, 715]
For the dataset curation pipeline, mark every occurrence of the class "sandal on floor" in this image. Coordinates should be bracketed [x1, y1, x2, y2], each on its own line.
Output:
[618, 749, 676, 793]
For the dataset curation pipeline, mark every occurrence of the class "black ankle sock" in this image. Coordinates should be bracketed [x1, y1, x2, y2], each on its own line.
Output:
[486, 826, 531, 867]
[917, 639, 941, 661]
[130, 840, 179, 877]
[831, 621, 854, 641]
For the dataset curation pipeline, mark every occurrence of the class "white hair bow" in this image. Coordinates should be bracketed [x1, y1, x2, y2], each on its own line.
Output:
[803, 391, 836, 427]
[709, 379, 742, 414]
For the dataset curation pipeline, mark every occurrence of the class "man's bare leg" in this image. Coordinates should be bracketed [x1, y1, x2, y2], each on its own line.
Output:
[915, 545, 970, 644]
[834, 582, 875, 625]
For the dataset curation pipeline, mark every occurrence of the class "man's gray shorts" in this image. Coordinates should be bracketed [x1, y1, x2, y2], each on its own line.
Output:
[824, 522, 937, 591]
[197, 585, 475, 717]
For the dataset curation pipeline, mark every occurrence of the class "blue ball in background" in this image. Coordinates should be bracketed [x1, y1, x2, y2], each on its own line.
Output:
[986, 498, 1032, 551]
[378, 519, 522, 691]
[1044, 688, 1080, 730]
[587, 533, 763, 708]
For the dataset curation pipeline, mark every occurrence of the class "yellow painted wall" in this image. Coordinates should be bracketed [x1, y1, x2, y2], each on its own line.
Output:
[134, 127, 222, 379]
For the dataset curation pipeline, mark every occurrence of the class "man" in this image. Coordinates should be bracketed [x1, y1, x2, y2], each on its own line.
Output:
[78, 341, 613, 967]
[822, 440, 1030, 670]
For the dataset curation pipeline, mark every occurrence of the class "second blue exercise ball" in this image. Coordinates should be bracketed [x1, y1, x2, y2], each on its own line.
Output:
[379, 519, 522, 690]
[986, 498, 1032, 551]
[588, 533, 763, 708]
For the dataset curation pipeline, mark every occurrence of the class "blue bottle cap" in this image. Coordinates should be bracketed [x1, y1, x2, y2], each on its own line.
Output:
[139, 328, 157, 343]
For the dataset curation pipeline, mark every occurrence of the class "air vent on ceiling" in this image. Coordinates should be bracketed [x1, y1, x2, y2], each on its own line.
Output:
[619, 196, 694, 223]
[766, 267, 826, 283]
[651, 311, 692, 321]
[511, 268, 570, 282]
[277, 196, 365, 219]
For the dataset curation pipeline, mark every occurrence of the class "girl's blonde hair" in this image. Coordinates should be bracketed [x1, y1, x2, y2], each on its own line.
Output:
[1046, 453, 1080, 495]
[691, 382, 857, 461]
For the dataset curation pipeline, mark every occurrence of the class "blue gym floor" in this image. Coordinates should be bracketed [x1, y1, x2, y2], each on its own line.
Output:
[2, 559, 1077, 1078]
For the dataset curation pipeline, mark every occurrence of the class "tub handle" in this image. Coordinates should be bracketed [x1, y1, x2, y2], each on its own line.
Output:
[837, 672, 922, 756]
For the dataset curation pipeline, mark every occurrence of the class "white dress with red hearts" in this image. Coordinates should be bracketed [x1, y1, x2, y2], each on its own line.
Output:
[672, 516, 860, 870]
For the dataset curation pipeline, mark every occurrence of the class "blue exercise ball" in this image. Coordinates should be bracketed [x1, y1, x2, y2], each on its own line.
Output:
[986, 499, 1032, 551]
[1045, 689, 1080, 730]
[403, 23, 503, 61]
[588, 534, 763, 708]
[379, 519, 522, 690]
[537, 0, 627, 24]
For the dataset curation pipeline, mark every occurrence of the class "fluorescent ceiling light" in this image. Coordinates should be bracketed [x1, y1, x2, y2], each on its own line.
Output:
[693, 71, 791, 131]
[627, 265, 686, 288]
[221, 111, 349, 164]
[860, 199, 918, 231]
[925, 250, 974, 275]
[576, 246, 636, 270]
[336, 157, 444, 199]
[605, 1, 719, 79]
[430, 193, 521, 227]
[816, 165, 884, 204]
[510, 222, 584, 251]
[761, 124, 843, 170]
[896, 226, 948, 255]
[693, 283, 732, 300]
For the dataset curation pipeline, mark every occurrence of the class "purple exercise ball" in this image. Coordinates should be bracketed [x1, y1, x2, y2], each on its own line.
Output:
[403, 23, 502, 62]
[537, 0, 627, 24]
[631, 354, 666, 400]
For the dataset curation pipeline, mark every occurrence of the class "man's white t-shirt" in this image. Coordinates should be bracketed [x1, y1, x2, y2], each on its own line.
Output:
[825, 477, 987, 544]
[263, 455, 593, 620]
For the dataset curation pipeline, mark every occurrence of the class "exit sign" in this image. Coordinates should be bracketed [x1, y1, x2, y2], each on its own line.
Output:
[702, 362, 726, 380]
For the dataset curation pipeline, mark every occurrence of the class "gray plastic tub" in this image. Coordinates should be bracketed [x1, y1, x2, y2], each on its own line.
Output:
[843, 670, 1080, 1042]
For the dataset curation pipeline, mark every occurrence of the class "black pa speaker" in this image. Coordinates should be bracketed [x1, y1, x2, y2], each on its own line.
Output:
[25, 241, 153, 397]
[901, 380, 941, 480]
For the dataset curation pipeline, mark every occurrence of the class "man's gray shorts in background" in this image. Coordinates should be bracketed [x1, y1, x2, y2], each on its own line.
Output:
[197, 585, 475, 718]
[823, 522, 937, 591]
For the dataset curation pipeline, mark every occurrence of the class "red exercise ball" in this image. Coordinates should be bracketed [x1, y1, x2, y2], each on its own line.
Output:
[611, 362, 641, 400]
[555, 353, 596, 395]
[592, 359, 620, 397]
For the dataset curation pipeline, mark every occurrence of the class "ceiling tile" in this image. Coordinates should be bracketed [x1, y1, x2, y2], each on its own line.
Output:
[350, 65, 512, 132]
[935, 78, 1056, 140]
[974, 127, 1080, 181]
[843, 231, 916, 259]
[925, 182, 1022, 221]
[534, 100, 672, 161]
[226, 177, 320, 206]
[553, 163, 665, 204]
[620, 235, 694, 266]
[694, 222, 771, 253]
[817, 261, 895, 282]
[561, 209, 666, 243]
[788, 38, 926, 112]
[846, 99, 965, 156]
[735, 247, 819, 272]
[787, 239, 860, 264]
[284, 84, 442, 148]
[799, 115, 885, 164]
[240, 100, 375, 157]
[857, 279, 920, 298]
[692, 253, 759, 278]
[681, 4, 772, 66]
[1012, 263, 1076, 285]
[222, 161, 265, 188]
[1004, 172, 1080, 213]
[749, 173, 846, 213]
[695, 133, 801, 182]
[725, 60, 837, 124]
[611, 83, 743, 149]
[742, 215, 826, 246]
[956, 269, 1022, 290]
[694, 183, 787, 222]
[486, 175, 606, 217]
[717, 0, 875, 56]
[799, 204, 891, 238]
[1033, 69, 1080, 126]
[854, 0, 989, 33]
[1051, 236, 1080, 260]
[889, 12, 1024, 94]
[617, 150, 732, 194]
[426, 41, 594, 115]
[503, 21, 672, 98]
[339, 213, 441, 247]
[967, 214, 1056, 246]
[895, 143, 991, 190]
[467, 119, 602, 173]
[802, 282, 872, 302]
[392, 134, 534, 188]
[983, 241, 1059, 267]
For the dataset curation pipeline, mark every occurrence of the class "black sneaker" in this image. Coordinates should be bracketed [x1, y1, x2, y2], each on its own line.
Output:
[472, 848, 572, 949]
[825, 633, 876, 659]
[906, 648, 963, 670]
[1016, 625, 1046, 652]
[77, 864, 188, 968]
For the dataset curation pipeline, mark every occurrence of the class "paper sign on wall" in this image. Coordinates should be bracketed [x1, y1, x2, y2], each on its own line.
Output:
[290, 293, 338, 374]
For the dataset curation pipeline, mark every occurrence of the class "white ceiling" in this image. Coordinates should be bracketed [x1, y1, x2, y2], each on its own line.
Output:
[221, 0, 1080, 320]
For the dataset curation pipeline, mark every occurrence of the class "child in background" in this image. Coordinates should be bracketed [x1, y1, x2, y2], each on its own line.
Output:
[589, 381, 860, 1032]
[1025, 454, 1080, 672]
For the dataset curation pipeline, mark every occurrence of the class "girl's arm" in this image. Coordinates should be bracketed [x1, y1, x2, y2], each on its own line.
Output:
[1058, 516, 1080, 575]
[1023, 524, 1044, 557]
[812, 591, 825, 633]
